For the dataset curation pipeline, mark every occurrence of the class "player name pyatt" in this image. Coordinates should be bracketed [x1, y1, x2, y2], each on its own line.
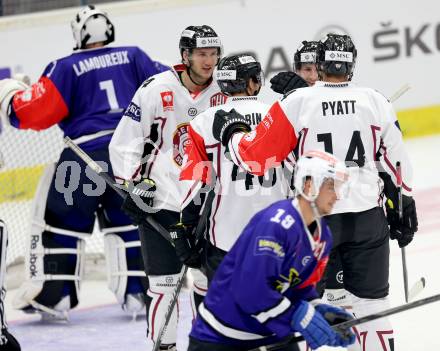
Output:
[72, 50, 131, 76]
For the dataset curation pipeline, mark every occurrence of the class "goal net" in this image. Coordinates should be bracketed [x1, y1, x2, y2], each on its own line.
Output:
[0, 124, 106, 288]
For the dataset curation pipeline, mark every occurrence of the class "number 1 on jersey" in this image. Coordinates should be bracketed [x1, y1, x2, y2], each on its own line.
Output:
[99, 80, 121, 112]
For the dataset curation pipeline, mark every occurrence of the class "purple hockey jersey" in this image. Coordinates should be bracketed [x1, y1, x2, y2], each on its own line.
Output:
[191, 198, 333, 348]
[10, 46, 168, 144]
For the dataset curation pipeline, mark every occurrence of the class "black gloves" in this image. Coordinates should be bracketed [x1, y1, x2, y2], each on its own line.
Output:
[212, 108, 251, 146]
[270, 71, 308, 94]
[169, 222, 204, 268]
[386, 195, 418, 248]
[121, 178, 156, 225]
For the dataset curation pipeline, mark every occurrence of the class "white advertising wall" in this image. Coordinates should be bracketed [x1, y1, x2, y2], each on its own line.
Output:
[0, 0, 439, 135]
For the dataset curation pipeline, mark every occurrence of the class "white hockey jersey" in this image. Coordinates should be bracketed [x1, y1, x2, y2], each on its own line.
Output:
[228, 81, 413, 214]
[180, 96, 293, 251]
[109, 64, 227, 212]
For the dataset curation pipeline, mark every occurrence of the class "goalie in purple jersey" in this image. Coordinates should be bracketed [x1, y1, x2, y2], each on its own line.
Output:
[188, 150, 356, 351]
[0, 5, 168, 320]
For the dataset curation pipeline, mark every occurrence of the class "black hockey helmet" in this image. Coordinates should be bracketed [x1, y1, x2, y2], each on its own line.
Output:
[179, 25, 222, 59]
[293, 40, 319, 71]
[215, 54, 263, 95]
[317, 33, 357, 80]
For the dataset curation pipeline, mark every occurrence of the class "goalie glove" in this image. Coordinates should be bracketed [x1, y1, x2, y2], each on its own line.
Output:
[169, 222, 204, 268]
[386, 195, 418, 248]
[0, 78, 29, 127]
[212, 108, 251, 147]
[270, 71, 308, 94]
[121, 178, 156, 225]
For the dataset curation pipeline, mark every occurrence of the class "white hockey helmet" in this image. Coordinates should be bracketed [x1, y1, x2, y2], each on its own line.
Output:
[294, 150, 348, 202]
[71, 5, 115, 50]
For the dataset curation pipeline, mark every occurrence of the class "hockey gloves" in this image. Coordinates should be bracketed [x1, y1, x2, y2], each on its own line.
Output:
[386, 195, 418, 248]
[0, 78, 29, 126]
[169, 222, 203, 268]
[0, 327, 21, 351]
[270, 71, 309, 95]
[291, 301, 355, 350]
[121, 178, 156, 225]
[212, 108, 251, 147]
[313, 303, 356, 346]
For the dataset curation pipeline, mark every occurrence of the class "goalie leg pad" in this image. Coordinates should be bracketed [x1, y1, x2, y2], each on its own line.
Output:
[13, 164, 88, 317]
[98, 204, 147, 315]
[146, 274, 180, 345]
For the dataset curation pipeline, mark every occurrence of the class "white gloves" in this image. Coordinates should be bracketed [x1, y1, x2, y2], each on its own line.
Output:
[0, 76, 30, 128]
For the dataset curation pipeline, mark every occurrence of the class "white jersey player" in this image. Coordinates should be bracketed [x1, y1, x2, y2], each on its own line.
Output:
[109, 25, 226, 350]
[178, 55, 294, 295]
[212, 34, 418, 351]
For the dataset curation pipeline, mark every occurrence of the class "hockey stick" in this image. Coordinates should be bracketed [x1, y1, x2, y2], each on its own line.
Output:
[389, 83, 411, 103]
[396, 161, 409, 303]
[252, 292, 440, 351]
[396, 162, 425, 302]
[63, 136, 173, 244]
[153, 188, 216, 351]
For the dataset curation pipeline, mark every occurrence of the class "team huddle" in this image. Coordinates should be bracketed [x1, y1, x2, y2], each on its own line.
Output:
[0, 4, 418, 351]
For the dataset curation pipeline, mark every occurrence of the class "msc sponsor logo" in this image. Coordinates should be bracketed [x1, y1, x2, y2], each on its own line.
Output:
[255, 237, 285, 258]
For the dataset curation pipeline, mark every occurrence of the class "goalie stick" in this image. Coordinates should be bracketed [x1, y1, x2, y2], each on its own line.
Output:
[252, 292, 440, 351]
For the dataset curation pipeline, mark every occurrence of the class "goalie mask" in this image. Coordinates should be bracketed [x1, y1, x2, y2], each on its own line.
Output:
[293, 40, 319, 72]
[294, 150, 349, 202]
[71, 5, 115, 50]
[179, 25, 223, 63]
[215, 54, 264, 95]
[317, 33, 357, 80]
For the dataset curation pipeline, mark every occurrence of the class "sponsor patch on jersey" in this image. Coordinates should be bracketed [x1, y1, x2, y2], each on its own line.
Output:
[124, 102, 141, 122]
[255, 237, 285, 259]
[210, 92, 227, 107]
[172, 123, 190, 166]
[161, 91, 174, 111]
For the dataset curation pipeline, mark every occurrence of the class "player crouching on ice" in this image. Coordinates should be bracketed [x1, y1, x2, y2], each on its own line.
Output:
[187, 150, 356, 351]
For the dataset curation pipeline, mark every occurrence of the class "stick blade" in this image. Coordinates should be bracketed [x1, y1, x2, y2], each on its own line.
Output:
[408, 277, 426, 302]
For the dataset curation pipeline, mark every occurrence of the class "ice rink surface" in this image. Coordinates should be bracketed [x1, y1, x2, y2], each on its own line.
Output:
[4, 135, 440, 351]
